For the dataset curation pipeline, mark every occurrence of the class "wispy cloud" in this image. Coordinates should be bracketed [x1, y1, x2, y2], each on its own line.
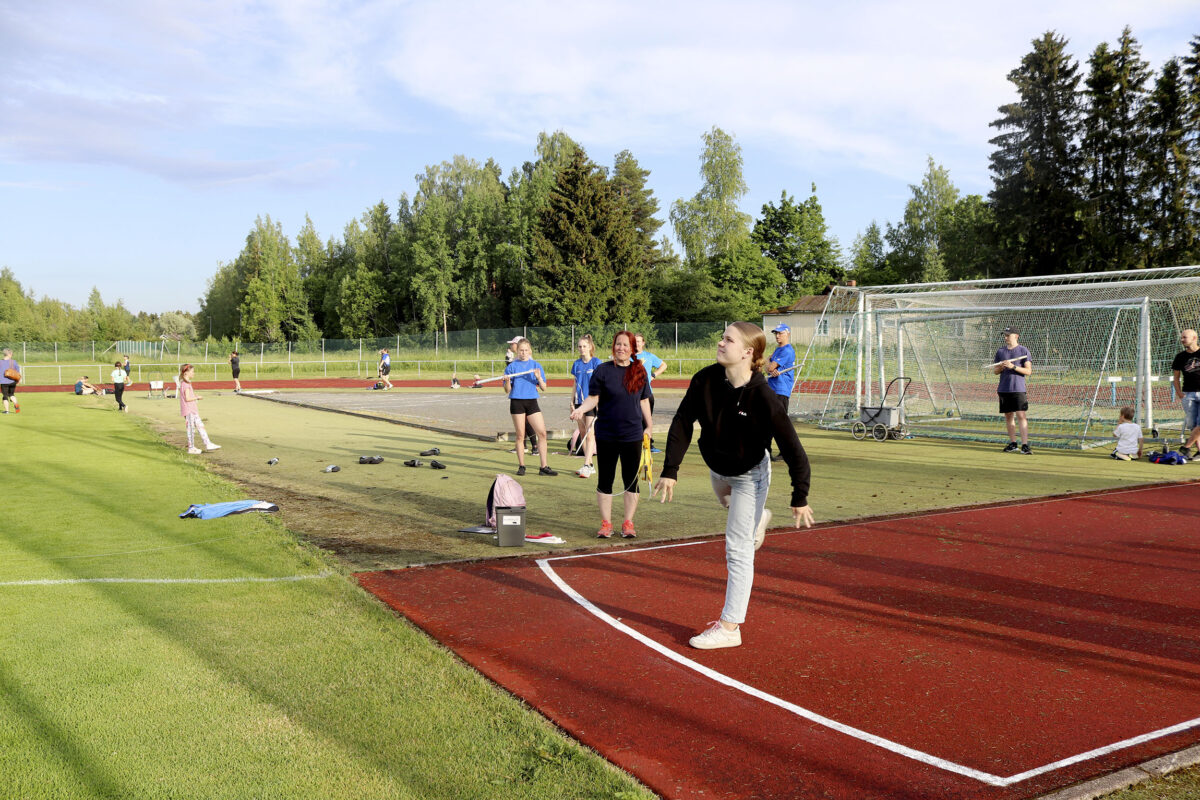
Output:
[1, 0, 1196, 187]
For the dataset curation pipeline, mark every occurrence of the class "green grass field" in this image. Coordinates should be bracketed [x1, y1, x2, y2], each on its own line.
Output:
[4, 390, 1197, 799]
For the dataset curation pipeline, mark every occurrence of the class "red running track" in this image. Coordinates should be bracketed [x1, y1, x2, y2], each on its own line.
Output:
[365, 482, 1200, 799]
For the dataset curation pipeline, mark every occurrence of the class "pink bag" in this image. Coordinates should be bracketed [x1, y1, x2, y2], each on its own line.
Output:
[486, 474, 526, 527]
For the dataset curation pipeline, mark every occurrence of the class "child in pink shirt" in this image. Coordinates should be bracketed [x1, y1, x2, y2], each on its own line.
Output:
[178, 364, 220, 454]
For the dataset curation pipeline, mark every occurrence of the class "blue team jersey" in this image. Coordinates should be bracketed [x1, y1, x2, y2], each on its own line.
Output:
[380, 353, 390, 366]
[571, 357, 602, 405]
[636, 351, 664, 383]
[767, 344, 796, 396]
[505, 359, 545, 399]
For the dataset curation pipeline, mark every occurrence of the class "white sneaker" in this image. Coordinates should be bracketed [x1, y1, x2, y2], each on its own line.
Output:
[576, 464, 594, 478]
[187, 447, 202, 454]
[689, 620, 742, 649]
[205, 444, 221, 451]
[754, 508, 773, 551]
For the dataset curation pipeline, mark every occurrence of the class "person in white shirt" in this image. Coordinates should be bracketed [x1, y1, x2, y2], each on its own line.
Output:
[1111, 406, 1143, 461]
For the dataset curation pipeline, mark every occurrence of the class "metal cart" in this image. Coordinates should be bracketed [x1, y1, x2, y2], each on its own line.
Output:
[851, 377, 911, 441]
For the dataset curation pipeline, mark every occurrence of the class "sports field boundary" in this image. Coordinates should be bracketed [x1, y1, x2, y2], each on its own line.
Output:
[1034, 743, 1200, 800]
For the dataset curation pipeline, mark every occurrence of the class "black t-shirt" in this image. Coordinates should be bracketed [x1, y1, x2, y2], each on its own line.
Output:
[1173, 350, 1200, 392]
[589, 361, 651, 442]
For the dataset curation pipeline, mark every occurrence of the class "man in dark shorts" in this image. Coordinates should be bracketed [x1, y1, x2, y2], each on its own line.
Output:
[1172, 329, 1200, 457]
[994, 326, 1033, 454]
[229, 351, 241, 393]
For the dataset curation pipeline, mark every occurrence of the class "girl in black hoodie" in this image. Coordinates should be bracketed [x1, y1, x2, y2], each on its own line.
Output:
[654, 322, 814, 649]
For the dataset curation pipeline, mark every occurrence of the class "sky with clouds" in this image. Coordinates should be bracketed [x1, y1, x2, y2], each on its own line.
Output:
[1, 0, 1197, 315]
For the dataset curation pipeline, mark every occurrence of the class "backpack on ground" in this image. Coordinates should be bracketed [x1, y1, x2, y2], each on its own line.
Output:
[1149, 450, 1188, 465]
[486, 474, 526, 527]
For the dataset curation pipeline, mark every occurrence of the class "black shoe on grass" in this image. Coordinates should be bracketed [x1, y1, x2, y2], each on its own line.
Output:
[1020, 444, 1033, 455]
[1002, 441, 1019, 453]
[538, 466, 557, 476]
[516, 465, 526, 476]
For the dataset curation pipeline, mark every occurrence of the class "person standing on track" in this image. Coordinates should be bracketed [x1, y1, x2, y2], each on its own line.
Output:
[765, 323, 796, 461]
[653, 322, 814, 650]
[994, 326, 1033, 455]
[570, 331, 653, 538]
[503, 339, 556, 477]
[0, 348, 21, 414]
[570, 334, 602, 478]
[229, 350, 242, 393]
[1172, 329, 1200, 458]
[378, 349, 393, 390]
[110, 359, 129, 413]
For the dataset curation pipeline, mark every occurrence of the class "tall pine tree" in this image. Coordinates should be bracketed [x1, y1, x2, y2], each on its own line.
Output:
[1081, 28, 1151, 270]
[989, 31, 1084, 276]
[525, 148, 647, 326]
[1141, 57, 1198, 267]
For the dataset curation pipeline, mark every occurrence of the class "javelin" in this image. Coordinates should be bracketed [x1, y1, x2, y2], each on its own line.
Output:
[984, 357, 1029, 369]
[772, 364, 800, 375]
[472, 368, 538, 387]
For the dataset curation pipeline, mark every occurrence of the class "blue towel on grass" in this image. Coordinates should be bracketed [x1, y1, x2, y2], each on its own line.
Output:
[179, 500, 279, 519]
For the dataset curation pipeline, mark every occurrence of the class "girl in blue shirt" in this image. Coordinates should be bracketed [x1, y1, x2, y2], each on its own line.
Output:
[503, 339, 556, 477]
[570, 334, 602, 478]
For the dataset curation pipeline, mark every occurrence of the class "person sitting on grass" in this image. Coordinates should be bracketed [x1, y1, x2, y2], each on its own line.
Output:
[74, 375, 104, 395]
[1111, 406, 1143, 461]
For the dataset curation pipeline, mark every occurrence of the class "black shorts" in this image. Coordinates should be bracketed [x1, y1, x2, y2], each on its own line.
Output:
[998, 392, 1028, 414]
[231, 369, 240, 379]
[572, 403, 597, 419]
[509, 398, 541, 416]
[379, 364, 390, 376]
[1, 384, 14, 400]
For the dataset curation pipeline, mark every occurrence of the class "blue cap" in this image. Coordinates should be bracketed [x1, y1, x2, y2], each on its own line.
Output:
[772, 323, 790, 333]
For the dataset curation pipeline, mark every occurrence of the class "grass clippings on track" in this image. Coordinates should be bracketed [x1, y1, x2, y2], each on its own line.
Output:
[0, 393, 651, 800]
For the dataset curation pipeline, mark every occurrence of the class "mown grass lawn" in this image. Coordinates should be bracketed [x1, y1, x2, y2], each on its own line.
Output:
[0, 394, 651, 799]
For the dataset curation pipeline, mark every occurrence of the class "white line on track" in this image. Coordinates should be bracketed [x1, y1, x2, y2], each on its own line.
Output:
[536, 482, 1200, 786]
[0, 572, 335, 587]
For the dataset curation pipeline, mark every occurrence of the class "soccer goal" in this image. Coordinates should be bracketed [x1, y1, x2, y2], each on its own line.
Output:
[795, 266, 1200, 449]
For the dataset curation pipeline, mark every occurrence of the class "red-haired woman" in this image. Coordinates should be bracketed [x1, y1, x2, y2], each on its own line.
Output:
[569, 331, 653, 538]
[654, 323, 814, 650]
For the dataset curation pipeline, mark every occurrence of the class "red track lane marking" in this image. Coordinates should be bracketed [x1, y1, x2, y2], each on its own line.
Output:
[536, 481, 1200, 787]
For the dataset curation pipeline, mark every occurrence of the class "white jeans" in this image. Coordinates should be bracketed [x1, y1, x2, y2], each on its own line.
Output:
[710, 454, 771, 625]
[185, 413, 213, 448]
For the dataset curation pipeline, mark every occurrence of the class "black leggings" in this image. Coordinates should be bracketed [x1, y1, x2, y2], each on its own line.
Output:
[113, 383, 125, 410]
[596, 438, 643, 495]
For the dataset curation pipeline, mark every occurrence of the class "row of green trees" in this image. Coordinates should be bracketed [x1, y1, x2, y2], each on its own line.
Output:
[851, 29, 1200, 284]
[0, 270, 195, 342]
[198, 127, 845, 341]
